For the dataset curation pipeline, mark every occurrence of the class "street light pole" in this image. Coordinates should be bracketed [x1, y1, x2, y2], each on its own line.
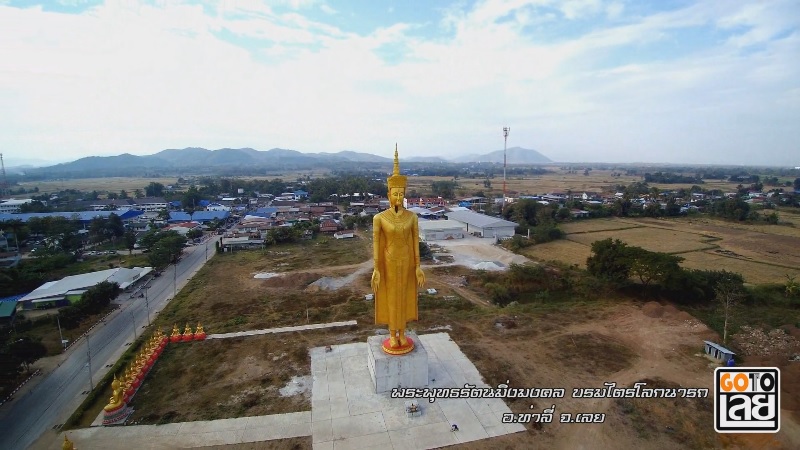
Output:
[56, 314, 65, 352]
[144, 285, 151, 326]
[173, 262, 177, 297]
[130, 310, 137, 339]
[86, 336, 94, 390]
[502, 127, 510, 216]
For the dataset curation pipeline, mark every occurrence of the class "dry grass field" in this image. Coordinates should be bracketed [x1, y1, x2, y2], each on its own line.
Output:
[521, 216, 800, 284]
[18, 177, 179, 195]
[521, 239, 592, 268]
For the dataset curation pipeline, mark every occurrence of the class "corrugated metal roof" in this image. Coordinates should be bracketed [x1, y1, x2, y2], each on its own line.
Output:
[20, 267, 151, 302]
[0, 210, 142, 223]
[0, 300, 17, 318]
[703, 340, 735, 355]
[445, 210, 517, 229]
[418, 220, 464, 231]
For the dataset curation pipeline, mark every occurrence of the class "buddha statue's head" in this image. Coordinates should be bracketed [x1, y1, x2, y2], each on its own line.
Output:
[387, 145, 407, 212]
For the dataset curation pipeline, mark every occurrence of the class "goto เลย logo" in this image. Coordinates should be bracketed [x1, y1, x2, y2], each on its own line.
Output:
[714, 367, 780, 433]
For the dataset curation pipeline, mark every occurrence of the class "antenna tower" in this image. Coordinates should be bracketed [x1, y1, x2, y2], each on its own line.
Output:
[502, 127, 510, 215]
[0, 153, 7, 199]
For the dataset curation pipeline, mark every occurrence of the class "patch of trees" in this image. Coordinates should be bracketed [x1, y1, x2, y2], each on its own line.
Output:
[139, 230, 187, 269]
[500, 199, 565, 245]
[644, 172, 703, 184]
[585, 238, 746, 304]
[431, 181, 457, 199]
[58, 281, 121, 329]
[305, 176, 387, 203]
[88, 214, 124, 245]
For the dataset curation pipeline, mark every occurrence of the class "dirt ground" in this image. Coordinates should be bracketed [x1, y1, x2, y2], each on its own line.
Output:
[72, 234, 800, 449]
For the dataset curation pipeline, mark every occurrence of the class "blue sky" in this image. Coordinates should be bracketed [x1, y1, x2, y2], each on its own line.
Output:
[0, 0, 798, 166]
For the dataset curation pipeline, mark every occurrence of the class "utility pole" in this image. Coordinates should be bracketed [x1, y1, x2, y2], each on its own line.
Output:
[173, 262, 177, 297]
[86, 336, 94, 390]
[502, 127, 510, 216]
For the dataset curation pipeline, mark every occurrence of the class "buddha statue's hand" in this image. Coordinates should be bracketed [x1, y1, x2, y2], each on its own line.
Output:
[371, 269, 380, 292]
[416, 267, 425, 286]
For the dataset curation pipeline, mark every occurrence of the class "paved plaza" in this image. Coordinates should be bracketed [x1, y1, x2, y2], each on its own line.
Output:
[52, 332, 524, 449]
[310, 333, 525, 449]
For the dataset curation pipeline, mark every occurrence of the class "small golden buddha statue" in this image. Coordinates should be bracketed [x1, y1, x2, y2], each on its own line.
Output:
[183, 323, 193, 335]
[62, 434, 76, 450]
[103, 375, 124, 411]
[196, 323, 204, 334]
[171, 324, 181, 337]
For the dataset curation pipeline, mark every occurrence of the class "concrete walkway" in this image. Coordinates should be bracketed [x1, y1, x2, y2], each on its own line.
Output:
[53, 412, 311, 449]
[206, 320, 358, 340]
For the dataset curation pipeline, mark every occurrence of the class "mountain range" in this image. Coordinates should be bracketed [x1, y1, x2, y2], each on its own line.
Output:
[21, 146, 551, 176]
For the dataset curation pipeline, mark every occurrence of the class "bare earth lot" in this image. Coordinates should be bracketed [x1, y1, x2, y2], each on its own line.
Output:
[68, 234, 800, 449]
[524, 217, 800, 284]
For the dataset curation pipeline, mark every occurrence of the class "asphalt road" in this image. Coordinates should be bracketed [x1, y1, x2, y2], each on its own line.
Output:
[0, 237, 219, 450]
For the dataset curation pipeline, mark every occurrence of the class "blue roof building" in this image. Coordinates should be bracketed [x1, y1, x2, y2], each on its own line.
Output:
[0, 210, 143, 225]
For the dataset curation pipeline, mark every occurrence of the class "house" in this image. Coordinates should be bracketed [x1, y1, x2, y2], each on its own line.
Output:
[206, 203, 230, 212]
[444, 210, 517, 238]
[164, 221, 202, 235]
[418, 220, 465, 241]
[320, 220, 339, 233]
[570, 210, 590, 218]
[703, 341, 735, 364]
[406, 197, 447, 208]
[18, 267, 153, 310]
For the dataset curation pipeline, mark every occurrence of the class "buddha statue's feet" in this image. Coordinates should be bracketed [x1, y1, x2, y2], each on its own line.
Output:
[399, 335, 408, 346]
[389, 336, 399, 348]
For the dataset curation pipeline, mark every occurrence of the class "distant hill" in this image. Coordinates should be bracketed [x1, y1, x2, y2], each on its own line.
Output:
[451, 147, 551, 164]
[25, 145, 552, 178]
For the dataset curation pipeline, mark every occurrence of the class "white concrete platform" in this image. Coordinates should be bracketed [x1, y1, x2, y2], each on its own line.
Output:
[367, 331, 429, 393]
[311, 332, 525, 450]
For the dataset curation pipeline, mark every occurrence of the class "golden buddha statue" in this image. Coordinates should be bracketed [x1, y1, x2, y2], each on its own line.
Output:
[183, 323, 192, 335]
[171, 324, 181, 337]
[371, 146, 425, 355]
[196, 323, 204, 334]
[62, 434, 76, 450]
[103, 375, 124, 411]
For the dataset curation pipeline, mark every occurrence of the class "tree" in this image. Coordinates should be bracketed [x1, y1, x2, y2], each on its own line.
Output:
[628, 248, 684, 289]
[715, 275, 744, 344]
[145, 182, 165, 197]
[124, 230, 137, 255]
[586, 238, 633, 285]
[431, 181, 457, 199]
[786, 275, 799, 299]
[8, 338, 47, 371]
[182, 186, 203, 211]
[133, 188, 144, 199]
[186, 228, 203, 240]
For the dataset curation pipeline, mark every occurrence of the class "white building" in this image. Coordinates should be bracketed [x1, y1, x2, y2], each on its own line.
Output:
[0, 198, 35, 213]
[19, 267, 153, 308]
[445, 210, 517, 239]
[418, 220, 465, 241]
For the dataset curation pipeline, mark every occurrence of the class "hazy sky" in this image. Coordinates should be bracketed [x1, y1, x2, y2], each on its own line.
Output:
[1, 0, 798, 166]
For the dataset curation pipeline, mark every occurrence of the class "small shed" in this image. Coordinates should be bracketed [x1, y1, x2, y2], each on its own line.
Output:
[0, 299, 18, 325]
[703, 340, 735, 363]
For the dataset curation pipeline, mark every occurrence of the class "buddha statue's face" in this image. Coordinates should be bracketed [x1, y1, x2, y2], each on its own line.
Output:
[389, 187, 405, 211]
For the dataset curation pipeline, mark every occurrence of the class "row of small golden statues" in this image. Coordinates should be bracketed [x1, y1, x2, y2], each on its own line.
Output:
[102, 330, 169, 424]
[170, 322, 206, 342]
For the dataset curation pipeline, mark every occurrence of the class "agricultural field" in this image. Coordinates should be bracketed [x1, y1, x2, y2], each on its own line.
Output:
[17, 177, 178, 195]
[408, 166, 746, 198]
[522, 216, 800, 284]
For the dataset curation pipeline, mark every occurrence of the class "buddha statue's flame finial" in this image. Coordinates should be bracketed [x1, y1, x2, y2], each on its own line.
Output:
[393, 144, 400, 176]
[387, 144, 407, 190]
